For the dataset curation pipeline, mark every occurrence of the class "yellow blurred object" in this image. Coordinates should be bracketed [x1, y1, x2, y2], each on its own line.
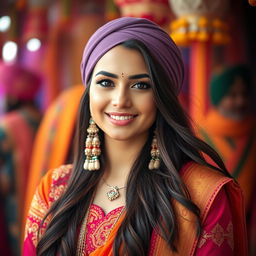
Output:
[198, 16, 208, 27]
[188, 31, 198, 40]
[212, 18, 223, 29]
[212, 32, 230, 45]
[198, 31, 209, 42]
[170, 16, 229, 46]
[171, 32, 189, 46]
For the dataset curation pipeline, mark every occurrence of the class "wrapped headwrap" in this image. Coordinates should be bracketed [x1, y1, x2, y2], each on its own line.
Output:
[81, 17, 184, 93]
[210, 65, 251, 106]
[0, 62, 41, 101]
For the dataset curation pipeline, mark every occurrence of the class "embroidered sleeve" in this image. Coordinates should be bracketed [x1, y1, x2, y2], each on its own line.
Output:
[23, 165, 72, 255]
[195, 187, 234, 255]
[23, 188, 49, 255]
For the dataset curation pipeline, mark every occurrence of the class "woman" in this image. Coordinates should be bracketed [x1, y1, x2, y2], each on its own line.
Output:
[24, 17, 247, 255]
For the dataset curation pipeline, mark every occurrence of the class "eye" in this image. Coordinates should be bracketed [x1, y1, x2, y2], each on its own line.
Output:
[132, 82, 151, 90]
[96, 79, 114, 88]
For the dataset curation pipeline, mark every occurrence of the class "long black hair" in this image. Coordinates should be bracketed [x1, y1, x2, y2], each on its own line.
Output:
[36, 39, 231, 255]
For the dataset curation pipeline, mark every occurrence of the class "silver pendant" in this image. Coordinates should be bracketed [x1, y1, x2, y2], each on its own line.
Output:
[106, 186, 120, 201]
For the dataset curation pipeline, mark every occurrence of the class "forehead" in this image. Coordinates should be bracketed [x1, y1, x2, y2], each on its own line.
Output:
[92, 45, 149, 74]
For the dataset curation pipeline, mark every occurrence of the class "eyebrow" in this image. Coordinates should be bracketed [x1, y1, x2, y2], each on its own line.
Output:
[95, 71, 150, 79]
[129, 73, 150, 79]
[95, 71, 118, 78]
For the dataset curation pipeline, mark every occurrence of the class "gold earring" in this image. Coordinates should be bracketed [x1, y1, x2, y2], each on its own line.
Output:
[83, 118, 101, 171]
[148, 132, 160, 170]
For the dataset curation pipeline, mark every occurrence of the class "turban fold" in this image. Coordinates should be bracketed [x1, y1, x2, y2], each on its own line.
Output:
[0, 62, 41, 101]
[210, 65, 251, 106]
[81, 17, 184, 93]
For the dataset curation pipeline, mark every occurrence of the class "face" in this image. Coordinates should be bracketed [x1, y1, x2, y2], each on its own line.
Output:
[217, 77, 250, 120]
[89, 45, 157, 142]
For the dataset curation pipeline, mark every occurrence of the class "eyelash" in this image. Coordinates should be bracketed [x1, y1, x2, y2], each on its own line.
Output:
[96, 79, 114, 87]
[96, 79, 151, 90]
[132, 82, 151, 90]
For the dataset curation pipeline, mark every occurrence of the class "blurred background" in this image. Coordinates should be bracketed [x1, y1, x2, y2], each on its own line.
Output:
[0, 0, 255, 255]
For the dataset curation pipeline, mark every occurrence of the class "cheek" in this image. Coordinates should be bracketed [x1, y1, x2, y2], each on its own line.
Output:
[144, 102, 156, 115]
[144, 93, 156, 111]
[89, 88, 106, 114]
[139, 96, 157, 121]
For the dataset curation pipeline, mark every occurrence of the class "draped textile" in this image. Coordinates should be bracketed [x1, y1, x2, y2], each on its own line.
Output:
[0, 110, 40, 256]
[23, 163, 247, 255]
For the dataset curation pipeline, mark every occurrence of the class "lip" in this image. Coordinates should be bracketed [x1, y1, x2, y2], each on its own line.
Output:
[106, 112, 137, 126]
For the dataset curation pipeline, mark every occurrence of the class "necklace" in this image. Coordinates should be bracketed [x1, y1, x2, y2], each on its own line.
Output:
[102, 178, 126, 201]
[77, 204, 125, 256]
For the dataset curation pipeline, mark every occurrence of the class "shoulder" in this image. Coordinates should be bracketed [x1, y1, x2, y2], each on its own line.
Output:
[168, 163, 235, 255]
[24, 164, 73, 247]
[50, 164, 73, 185]
[38, 164, 73, 206]
[28, 164, 73, 216]
[181, 162, 231, 186]
[181, 162, 236, 220]
[174, 163, 246, 255]
[183, 163, 247, 255]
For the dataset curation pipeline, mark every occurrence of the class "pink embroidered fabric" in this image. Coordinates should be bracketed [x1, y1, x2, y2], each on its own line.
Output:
[85, 204, 124, 254]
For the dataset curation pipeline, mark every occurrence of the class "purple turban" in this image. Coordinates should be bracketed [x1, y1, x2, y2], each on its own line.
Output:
[81, 17, 184, 93]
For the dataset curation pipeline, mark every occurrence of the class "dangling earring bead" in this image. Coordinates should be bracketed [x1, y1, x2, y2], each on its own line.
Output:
[83, 118, 101, 171]
[148, 133, 160, 170]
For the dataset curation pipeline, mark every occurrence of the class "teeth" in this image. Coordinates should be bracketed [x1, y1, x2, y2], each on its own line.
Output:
[110, 115, 134, 120]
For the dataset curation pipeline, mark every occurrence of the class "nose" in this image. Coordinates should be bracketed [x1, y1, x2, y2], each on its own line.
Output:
[111, 85, 132, 108]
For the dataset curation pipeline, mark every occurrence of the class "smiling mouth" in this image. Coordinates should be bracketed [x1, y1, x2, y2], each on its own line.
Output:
[106, 113, 138, 121]
[109, 115, 134, 120]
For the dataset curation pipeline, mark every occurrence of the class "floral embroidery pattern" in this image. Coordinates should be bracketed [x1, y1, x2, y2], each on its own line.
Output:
[85, 204, 124, 254]
[198, 222, 234, 250]
[24, 190, 49, 246]
[24, 165, 72, 246]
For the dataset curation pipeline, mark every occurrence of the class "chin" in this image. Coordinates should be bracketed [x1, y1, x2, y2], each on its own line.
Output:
[107, 135, 133, 141]
[105, 131, 148, 142]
